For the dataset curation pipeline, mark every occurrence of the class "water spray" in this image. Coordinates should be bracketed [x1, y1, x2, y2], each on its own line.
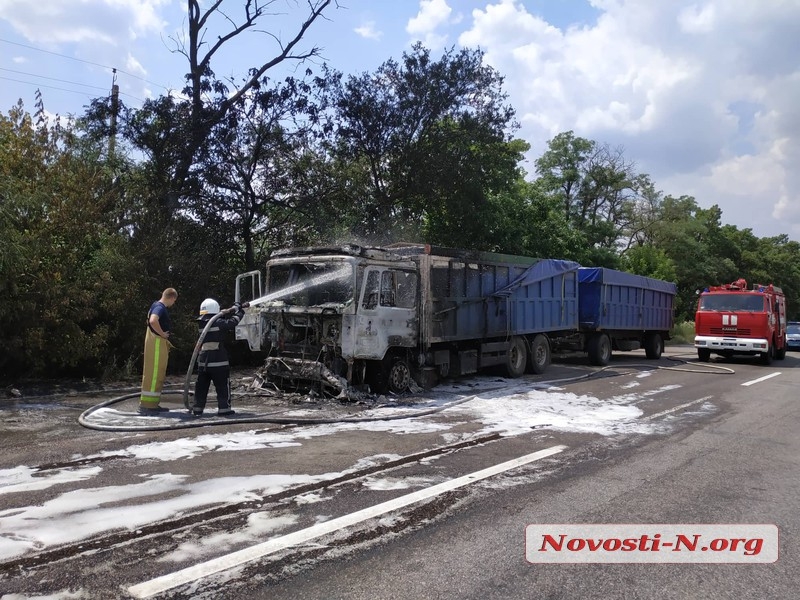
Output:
[244, 264, 352, 308]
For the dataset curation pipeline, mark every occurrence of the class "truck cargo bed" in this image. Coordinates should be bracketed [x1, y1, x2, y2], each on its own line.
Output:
[578, 267, 676, 331]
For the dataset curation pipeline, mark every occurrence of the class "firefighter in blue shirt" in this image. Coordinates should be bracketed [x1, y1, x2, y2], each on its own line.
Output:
[190, 298, 245, 416]
[140, 287, 178, 414]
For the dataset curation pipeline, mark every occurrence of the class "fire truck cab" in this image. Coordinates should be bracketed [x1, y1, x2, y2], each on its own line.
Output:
[694, 278, 787, 365]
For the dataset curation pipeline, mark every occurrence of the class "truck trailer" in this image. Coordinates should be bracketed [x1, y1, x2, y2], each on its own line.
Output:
[233, 244, 676, 395]
[564, 267, 678, 365]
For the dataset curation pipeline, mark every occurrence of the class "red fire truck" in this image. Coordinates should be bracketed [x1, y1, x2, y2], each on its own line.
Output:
[694, 278, 787, 364]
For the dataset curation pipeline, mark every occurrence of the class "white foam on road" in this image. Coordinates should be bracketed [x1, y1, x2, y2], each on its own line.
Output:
[127, 445, 567, 599]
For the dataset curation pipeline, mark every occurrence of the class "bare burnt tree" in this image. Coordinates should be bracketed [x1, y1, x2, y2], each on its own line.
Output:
[166, 0, 337, 213]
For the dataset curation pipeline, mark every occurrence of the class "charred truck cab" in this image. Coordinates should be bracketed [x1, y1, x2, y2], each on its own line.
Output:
[234, 245, 419, 395]
[694, 278, 788, 365]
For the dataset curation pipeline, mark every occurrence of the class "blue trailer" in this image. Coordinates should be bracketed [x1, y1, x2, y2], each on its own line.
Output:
[406, 245, 581, 380]
[559, 267, 677, 365]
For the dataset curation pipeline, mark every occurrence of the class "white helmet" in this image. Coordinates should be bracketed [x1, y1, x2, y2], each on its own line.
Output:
[199, 298, 220, 316]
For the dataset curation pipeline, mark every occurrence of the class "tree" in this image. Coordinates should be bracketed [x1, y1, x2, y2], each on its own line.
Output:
[317, 43, 520, 245]
[163, 0, 338, 216]
[534, 131, 593, 224]
[535, 131, 643, 266]
[0, 104, 145, 377]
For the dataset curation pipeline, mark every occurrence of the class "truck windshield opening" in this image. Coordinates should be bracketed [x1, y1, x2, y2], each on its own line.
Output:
[699, 293, 765, 312]
[268, 262, 354, 306]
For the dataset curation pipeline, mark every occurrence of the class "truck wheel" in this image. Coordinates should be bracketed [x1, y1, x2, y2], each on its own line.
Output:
[387, 358, 412, 393]
[776, 336, 787, 360]
[505, 336, 527, 378]
[527, 334, 551, 374]
[760, 344, 773, 366]
[644, 333, 663, 359]
[587, 334, 611, 366]
[697, 348, 711, 362]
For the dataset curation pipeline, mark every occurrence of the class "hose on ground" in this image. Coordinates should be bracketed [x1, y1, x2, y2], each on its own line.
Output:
[77, 389, 480, 432]
[76, 352, 734, 432]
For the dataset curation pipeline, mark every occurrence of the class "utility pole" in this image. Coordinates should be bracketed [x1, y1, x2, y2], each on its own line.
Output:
[109, 68, 119, 158]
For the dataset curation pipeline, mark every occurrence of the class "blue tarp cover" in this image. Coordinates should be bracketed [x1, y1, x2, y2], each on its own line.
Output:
[493, 259, 581, 296]
[578, 267, 677, 295]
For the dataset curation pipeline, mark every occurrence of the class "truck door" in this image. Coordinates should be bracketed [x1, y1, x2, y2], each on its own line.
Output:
[234, 270, 264, 351]
[354, 267, 419, 359]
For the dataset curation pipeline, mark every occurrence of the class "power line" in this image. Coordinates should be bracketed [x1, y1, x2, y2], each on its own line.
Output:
[0, 75, 145, 105]
[0, 66, 109, 92]
[0, 36, 173, 91]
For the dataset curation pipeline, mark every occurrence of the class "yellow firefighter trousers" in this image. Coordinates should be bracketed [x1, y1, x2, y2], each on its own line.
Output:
[140, 328, 170, 408]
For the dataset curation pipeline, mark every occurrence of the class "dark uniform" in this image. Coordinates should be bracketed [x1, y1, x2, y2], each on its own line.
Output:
[191, 305, 245, 416]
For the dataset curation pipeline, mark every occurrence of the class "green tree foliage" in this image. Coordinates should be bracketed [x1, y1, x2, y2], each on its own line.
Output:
[0, 104, 144, 377]
[197, 77, 326, 270]
[317, 43, 520, 246]
[534, 131, 642, 267]
[620, 245, 677, 283]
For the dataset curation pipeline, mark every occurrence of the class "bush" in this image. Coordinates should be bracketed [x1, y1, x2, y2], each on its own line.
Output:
[669, 321, 695, 345]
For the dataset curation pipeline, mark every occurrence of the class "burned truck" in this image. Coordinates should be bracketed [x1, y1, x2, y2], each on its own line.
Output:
[234, 244, 676, 395]
[234, 243, 581, 395]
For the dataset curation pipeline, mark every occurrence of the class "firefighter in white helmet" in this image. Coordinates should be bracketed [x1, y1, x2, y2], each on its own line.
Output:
[190, 298, 245, 416]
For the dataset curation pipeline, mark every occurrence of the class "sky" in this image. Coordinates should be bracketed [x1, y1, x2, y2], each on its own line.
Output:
[1, 0, 798, 241]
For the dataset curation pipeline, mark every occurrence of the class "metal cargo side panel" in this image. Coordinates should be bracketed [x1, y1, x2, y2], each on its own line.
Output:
[506, 261, 579, 333]
[425, 256, 579, 343]
[578, 267, 677, 331]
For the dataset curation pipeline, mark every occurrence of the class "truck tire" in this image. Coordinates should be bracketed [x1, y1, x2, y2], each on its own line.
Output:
[587, 334, 611, 366]
[505, 336, 527, 378]
[697, 348, 711, 362]
[387, 357, 412, 393]
[644, 333, 663, 359]
[527, 334, 551, 374]
[776, 336, 787, 360]
[760, 344, 773, 366]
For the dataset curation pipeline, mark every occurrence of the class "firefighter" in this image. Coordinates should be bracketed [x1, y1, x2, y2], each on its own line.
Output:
[139, 287, 178, 415]
[190, 298, 245, 416]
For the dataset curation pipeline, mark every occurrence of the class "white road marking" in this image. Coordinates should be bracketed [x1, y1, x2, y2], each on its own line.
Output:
[127, 444, 567, 598]
[644, 396, 713, 421]
[741, 372, 781, 387]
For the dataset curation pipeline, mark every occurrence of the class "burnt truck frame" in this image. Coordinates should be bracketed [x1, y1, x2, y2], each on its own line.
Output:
[234, 244, 676, 395]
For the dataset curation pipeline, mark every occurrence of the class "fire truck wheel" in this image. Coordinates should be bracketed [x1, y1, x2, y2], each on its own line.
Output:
[697, 348, 711, 362]
[776, 337, 787, 360]
[760, 345, 773, 365]
[588, 334, 611, 366]
[387, 357, 412, 393]
[644, 333, 663, 359]
[527, 334, 551, 374]
[505, 336, 528, 377]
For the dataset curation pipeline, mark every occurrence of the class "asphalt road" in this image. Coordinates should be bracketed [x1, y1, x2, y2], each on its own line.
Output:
[1, 345, 798, 599]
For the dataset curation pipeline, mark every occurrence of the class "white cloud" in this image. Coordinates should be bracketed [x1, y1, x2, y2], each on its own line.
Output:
[677, 3, 716, 33]
[125, 52, 146, 76]
[407, 0, 453, 37]
[457, 0, 800, 238]
[355, 20, 383, 40]
[0, 0, 168, 45]
[406, 0, 454, 48]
